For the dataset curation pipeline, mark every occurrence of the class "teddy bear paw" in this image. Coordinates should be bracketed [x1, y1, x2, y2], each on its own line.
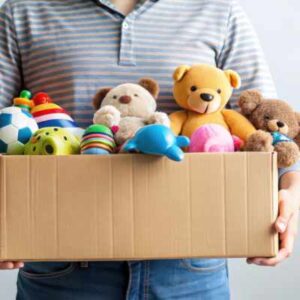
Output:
[115, 128, 135, 145]
[93, 105, 121, 127]
[148, 112, 170, 127]
[245, 130, 274, 152]
[275, 142, 299, 168]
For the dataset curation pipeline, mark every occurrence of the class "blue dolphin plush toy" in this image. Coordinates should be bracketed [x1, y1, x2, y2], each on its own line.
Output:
[123, 124, 190, 161]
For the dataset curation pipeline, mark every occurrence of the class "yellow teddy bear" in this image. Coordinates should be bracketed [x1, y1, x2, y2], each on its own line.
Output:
[170, 64, 256, 143]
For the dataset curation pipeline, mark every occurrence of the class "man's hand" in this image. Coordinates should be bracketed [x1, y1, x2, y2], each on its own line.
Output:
[0, 261, 24, 270]
[247, 177, 300, 267]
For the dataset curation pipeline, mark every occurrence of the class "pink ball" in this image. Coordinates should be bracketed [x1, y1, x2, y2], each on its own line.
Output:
[189, 124, 242, 153]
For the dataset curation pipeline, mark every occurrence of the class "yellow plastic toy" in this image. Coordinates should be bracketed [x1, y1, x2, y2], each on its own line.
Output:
[24, 127, 80, 155]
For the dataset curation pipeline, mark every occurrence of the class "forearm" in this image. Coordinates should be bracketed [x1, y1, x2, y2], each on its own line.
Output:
[279, 171, 300, 208]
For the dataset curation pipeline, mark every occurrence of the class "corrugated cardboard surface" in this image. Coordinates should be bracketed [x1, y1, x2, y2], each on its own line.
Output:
[0, 153, 278, 261]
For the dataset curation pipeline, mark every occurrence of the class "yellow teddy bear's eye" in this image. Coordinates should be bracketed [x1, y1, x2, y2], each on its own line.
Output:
[217, 89, 222, 94]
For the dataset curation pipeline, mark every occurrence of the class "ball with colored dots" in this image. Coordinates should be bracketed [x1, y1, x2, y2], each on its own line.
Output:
[24, 127, 80, 155]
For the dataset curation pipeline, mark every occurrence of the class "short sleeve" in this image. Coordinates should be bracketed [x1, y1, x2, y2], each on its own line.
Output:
[278, 160, 300, 179]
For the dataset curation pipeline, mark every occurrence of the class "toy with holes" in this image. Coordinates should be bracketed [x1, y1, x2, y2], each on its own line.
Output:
[123, 124, 190, 161]
[80, 124, 116, 155]
[0, 90, 38, 154]
[24, 127, 80, 155]
[31, 92, 84, 138]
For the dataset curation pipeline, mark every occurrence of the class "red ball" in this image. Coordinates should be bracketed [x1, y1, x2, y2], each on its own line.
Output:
[33, 92, 52, 105]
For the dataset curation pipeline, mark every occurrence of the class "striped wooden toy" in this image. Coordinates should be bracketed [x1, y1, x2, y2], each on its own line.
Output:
[80, 124, 116, 155]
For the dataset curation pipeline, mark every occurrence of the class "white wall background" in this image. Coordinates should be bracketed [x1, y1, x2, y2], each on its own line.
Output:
[230, 0, 300, 299]
[0, 0, 299, 299]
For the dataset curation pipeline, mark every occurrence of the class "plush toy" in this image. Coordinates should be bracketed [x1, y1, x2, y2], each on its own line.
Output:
[80, 124, 116, 155]
[92, 78, 170, 146]
[31, 92, 84, 138]
[189, 124, 242, 153]
[0, 90, 38, 154]
[123, 124, 190, 162]
[169, 64, 256, 149]
[24, 127, 80, 155]
[238, 90, 300, 168]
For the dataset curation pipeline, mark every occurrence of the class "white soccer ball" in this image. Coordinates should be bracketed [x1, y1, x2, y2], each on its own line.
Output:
[0, 106, 38, 154]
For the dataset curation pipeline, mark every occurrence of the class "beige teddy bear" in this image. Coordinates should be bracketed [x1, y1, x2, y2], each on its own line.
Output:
[93, 78, 170, 145]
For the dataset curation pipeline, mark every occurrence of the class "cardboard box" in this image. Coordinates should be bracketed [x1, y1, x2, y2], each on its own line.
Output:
[0, 153, 278, 261]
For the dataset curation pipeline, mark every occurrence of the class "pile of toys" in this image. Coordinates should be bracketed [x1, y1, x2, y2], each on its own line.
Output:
[1, 64, 299, 167]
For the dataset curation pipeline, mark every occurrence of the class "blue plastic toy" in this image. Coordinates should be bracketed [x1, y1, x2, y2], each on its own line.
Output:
[123, 124, 190, 161]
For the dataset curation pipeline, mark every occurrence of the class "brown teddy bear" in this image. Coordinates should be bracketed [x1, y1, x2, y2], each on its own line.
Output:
[238, 90, 300, 168]
[93, 78, 170, 145]
[169, 64, 256, 143]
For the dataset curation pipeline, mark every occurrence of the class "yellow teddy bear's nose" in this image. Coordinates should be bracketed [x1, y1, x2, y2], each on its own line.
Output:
[200, 93, 214, 102]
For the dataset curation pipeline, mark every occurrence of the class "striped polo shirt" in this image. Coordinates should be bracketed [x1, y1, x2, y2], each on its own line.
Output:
[0, 0, 276, 128]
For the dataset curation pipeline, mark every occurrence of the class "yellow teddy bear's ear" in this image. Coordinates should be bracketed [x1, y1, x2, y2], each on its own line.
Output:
[224, 70, 241, 89]
[173, 65, 191, 82]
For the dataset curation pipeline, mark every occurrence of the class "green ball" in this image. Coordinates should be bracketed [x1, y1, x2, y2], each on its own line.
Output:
[20, 90, 32, 99]
[84, 124, 113, 137]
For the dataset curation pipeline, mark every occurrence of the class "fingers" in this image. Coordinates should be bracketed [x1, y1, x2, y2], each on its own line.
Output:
[0, 261, 24, 270]
[275, 190, 297, 233]
[247, 248, 289, 267]
[247, 212, 299, 267]
[14, 262, 25, 269]
[279, 212, 298, 254]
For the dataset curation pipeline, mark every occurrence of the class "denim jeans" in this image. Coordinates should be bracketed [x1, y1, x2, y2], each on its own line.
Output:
[16, 259, 229, 300]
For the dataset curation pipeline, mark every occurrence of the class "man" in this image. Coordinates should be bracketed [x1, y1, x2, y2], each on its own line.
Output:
[1, 0, 299, 299]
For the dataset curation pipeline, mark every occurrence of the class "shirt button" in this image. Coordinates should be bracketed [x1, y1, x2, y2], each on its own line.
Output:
[123, 22, 129, 30]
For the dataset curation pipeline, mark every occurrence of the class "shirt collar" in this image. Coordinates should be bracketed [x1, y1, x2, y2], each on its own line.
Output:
[93, 0, 159, 15]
